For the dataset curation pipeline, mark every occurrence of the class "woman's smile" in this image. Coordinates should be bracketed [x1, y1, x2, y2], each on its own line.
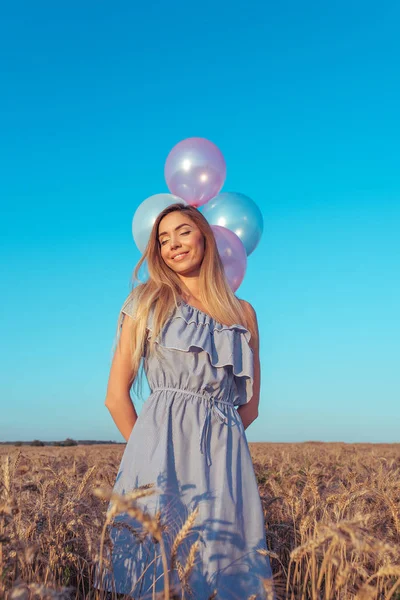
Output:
[172, 251, 189, 261]
[158, 211, 205, 275]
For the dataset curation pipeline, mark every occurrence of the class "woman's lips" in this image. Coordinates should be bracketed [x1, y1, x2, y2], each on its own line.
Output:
[172, 251, 189, 261]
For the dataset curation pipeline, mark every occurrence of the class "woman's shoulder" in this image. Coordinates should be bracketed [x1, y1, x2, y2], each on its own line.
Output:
[238, 298, 257, 321]
[238, 298, 253, 310]
[237, 298, 259, 350]
[120, 285, 145, 318]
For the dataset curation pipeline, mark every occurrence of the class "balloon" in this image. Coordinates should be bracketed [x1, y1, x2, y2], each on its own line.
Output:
[211, 225, 247, 292]
[201, 192, 263, 256]
[164, 137, 226, 207]
[132, 193, 187, 253]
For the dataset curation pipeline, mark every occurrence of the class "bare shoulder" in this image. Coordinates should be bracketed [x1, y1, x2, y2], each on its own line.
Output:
[238, 299, 257, 322]
[238, 299, 259, 347]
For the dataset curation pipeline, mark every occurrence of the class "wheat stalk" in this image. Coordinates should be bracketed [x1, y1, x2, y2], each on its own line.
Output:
[170, 506, 199, 571]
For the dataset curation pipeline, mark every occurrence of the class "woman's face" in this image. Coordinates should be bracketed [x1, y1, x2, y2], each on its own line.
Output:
[158, 211, 205, 276]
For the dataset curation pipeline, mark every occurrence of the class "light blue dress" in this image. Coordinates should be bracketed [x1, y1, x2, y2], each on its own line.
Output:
[94, 295, 274, 599]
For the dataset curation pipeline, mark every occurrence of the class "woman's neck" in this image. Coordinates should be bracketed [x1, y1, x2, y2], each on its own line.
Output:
[178, 278, 201, 304]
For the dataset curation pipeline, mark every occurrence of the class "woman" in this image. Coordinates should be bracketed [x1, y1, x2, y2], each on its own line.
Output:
[94, 203, 275, 599]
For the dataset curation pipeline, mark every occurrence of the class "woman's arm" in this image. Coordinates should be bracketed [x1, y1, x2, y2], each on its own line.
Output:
[237, 300, 261, 430]
[104, 315, 138, 442]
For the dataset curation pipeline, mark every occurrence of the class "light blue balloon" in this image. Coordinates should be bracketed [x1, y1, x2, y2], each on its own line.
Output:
[201, 192, 263, 256]
[132, 193, 188, 253]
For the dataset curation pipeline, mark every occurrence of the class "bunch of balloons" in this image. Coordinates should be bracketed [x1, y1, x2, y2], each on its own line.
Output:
[132, 137, 263, 292]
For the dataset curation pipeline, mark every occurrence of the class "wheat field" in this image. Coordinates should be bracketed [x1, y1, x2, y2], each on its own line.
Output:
[1, 442, 399, 600]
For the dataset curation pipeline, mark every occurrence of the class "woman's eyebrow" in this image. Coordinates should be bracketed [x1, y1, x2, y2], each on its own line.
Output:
[158, 223, 192, 238]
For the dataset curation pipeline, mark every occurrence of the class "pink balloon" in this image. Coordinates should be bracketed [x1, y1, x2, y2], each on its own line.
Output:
[165, 137, 226, 207]
[211, 225, 247, 292]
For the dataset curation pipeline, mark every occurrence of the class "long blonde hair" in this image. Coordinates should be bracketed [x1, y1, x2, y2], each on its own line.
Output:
[114, 202, 253, 399]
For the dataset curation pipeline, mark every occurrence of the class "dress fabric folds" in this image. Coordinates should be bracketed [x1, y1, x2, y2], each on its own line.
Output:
[93, 295, 275, 599]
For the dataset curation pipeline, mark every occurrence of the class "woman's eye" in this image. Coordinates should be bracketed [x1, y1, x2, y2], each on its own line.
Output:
[161, 231, 190, 246]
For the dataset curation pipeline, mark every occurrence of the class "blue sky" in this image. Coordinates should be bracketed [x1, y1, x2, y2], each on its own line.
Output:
[1, 1, 399, 443]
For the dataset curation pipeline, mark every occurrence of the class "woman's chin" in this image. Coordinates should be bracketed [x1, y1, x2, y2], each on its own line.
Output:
[173, 263, 201, 277]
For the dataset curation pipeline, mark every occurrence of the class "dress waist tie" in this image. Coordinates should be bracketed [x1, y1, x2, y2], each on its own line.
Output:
[151, 387, 235, 467]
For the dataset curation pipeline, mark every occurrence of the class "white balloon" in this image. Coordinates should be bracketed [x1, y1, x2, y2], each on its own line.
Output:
[132, 193, 187, 253]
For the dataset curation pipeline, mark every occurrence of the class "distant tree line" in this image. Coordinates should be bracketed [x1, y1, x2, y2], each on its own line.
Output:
[3, 439, 122, 446]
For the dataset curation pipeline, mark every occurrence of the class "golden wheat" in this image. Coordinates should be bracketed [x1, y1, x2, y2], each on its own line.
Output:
[1, 442, 399, 599]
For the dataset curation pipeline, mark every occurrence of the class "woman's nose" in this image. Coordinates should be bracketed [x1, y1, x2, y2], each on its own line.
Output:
[170, 238, 181, 250]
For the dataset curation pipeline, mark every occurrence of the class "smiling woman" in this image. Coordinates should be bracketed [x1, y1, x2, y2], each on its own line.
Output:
[93, 203, 276, 599]
[158, 214, 205, 273]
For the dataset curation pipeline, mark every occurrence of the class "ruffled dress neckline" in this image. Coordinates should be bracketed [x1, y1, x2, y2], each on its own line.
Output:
[144, 298, 255, 406]
[176, 297, 251, 339]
